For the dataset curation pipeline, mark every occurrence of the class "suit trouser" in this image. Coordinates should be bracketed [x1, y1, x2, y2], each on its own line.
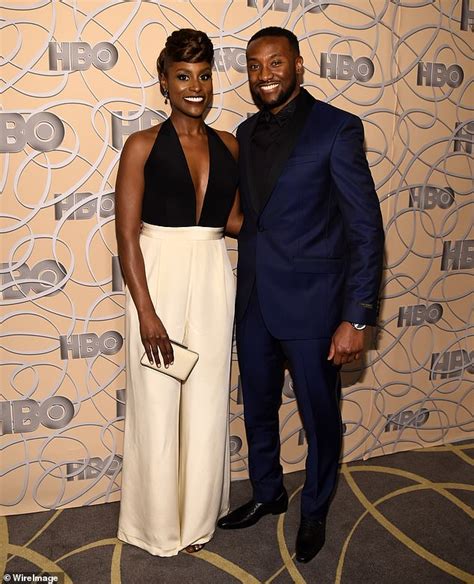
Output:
[236, 286, 342, 520]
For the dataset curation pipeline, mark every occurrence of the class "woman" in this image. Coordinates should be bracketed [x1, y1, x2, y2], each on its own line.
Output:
[115, 29, 241, 556]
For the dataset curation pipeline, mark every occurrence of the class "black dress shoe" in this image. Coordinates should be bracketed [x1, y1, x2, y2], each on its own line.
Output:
[217, 491, 288, 529]
[295, 517, 326, 563]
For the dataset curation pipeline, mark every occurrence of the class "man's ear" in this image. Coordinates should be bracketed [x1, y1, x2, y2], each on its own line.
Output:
[296, 55, 304, 75]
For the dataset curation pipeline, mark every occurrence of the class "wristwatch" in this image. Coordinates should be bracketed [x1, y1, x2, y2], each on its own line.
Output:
[350, 323, 366, 330]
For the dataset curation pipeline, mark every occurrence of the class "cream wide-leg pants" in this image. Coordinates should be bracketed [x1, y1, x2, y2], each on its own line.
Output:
[118, 224, 235, 557]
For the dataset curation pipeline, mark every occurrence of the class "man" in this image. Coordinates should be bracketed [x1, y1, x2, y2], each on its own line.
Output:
[217, 27, 384, 563]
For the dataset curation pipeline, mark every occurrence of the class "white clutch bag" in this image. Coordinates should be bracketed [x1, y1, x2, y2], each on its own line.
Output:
[140, 340, 199, 382]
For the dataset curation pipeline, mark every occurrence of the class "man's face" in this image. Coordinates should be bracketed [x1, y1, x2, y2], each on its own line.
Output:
[246, 36, 303, 114]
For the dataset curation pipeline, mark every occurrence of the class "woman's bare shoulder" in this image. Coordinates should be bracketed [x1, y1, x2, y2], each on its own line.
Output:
[214, 128, 238, 160]
[121, 122, 165, 161]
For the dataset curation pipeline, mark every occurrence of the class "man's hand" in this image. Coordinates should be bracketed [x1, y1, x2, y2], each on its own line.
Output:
[327, 321, 365, 365]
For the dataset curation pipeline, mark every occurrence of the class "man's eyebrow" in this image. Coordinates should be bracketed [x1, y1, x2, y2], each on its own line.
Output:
[247, 52, 283, 60]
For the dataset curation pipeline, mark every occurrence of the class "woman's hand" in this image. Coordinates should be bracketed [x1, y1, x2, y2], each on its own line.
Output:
[139, 311, 174, 368]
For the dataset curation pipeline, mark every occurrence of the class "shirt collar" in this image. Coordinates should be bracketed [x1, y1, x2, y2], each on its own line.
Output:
[260, 89, 304, 126]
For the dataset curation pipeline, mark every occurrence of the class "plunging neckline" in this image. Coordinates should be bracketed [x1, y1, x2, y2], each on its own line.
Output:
[167, 118, 212, 226]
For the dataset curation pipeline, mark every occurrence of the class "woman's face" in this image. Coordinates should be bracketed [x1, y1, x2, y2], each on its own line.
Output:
[162, 60, 213, 118]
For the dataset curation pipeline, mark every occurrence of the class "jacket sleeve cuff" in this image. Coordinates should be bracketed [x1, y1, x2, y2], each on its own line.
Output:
[341, 298, 379, 327]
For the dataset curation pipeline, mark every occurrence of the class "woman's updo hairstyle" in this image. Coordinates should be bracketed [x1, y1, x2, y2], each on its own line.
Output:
[157, 29, 214, 96]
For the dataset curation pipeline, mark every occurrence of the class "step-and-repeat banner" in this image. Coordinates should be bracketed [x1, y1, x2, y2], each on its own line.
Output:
[1, 0, 472, 515]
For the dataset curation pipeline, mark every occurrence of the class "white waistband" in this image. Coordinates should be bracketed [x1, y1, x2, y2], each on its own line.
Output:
[141, 223, 224, 240]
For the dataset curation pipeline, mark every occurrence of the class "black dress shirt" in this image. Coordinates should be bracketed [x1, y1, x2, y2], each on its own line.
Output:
[250, 90, 305, 210]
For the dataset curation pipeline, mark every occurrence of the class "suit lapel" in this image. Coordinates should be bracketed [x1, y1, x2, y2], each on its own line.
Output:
[259, 89, 316, 215]
[240, 113, 261, 216]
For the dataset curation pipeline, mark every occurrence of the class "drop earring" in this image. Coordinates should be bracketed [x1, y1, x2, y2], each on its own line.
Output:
[164, 89, 169, 105]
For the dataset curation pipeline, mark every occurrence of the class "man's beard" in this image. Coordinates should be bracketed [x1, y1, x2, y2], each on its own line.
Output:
[250, 73, 298, 111]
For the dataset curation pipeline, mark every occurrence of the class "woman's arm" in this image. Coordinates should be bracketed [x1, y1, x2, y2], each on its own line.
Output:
[225, 189, 242, 237]
[115, 130, 174, 367]
[217, 130, 243, 237]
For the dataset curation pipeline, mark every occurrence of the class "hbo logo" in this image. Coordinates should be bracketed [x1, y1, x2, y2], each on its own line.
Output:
[397, 303, 443, 327]
[54, 191, 115, 220]
[111, 256, 124, 292]
[213, 48, 246, 73]
[247, 0, 328, 13]
[0, 112, 64, 153]
[59, 331, 123, 360]
[116, 389, 126, 418]
[230, 436, 243, 456]
[49, 42, 118, 71]
[409, 186, 454, 209]
[0, 396, 74, 435]
[461, 0, 474, 31]
[320, 53, 375, 82]
[112, 110, 166, 149]
[0, 260, 67, 300]
[384, 408, 430, 432]
[430, 349, 474, 380]
[66, 455, 122, 481]
[283, 373, 296, 399]
[453, 121, 474, 154]
[417, 62, 464, 88]
[441, 240, 473, 271]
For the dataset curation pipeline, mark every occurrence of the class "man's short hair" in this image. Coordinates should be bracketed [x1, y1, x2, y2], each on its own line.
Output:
[248, 27, 300, 55]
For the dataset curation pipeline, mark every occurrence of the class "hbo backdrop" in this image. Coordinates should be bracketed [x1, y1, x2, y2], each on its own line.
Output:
[1, 0, 472, 515]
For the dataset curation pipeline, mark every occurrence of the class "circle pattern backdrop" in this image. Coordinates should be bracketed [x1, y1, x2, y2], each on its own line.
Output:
[0, 0, 472, 515]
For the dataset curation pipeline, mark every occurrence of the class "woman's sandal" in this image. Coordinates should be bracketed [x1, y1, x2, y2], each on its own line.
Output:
[185, 543, 205, 553]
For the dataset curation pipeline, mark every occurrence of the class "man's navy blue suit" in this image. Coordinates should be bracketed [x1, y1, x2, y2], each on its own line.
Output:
[235, 88, 384, 520]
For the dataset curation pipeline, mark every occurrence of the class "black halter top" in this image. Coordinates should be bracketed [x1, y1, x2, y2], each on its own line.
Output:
[141, 118, 238, 227]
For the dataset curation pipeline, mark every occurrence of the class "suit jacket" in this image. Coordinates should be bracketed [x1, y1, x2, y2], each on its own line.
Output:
[236, 88, 384, 339]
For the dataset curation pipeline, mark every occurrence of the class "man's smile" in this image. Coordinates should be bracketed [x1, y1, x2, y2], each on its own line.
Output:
[259, 82, 280, 92]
